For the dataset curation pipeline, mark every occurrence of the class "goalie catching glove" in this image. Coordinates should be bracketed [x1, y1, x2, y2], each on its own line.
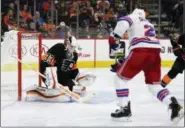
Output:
[75, 73, 96, 87]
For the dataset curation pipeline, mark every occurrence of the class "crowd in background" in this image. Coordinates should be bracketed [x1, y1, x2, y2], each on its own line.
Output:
[161, 0, 184, 34]
[1, 0, 184, 39]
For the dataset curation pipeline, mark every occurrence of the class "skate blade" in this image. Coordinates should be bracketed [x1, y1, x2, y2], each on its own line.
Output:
[111, 117, 132, 122]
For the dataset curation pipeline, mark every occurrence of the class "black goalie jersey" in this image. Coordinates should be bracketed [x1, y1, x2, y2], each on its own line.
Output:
[177, 33, 185, 50]
[40, 43, 78, 90]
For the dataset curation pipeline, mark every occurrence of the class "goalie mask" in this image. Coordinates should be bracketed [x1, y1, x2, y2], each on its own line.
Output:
[64, 36, 79, 53]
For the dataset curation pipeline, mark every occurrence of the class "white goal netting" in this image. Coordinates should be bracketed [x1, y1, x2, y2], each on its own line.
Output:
[1, 30, 42, 108]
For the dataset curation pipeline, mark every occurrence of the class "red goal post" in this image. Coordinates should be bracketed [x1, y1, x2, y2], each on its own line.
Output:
[17, 31, 42, 101]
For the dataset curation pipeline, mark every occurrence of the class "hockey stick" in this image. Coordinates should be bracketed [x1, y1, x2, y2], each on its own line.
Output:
[16, 58, 95, 103]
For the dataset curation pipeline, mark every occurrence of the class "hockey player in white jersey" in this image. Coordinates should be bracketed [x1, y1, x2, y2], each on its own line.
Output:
[110, 8, 184, 123]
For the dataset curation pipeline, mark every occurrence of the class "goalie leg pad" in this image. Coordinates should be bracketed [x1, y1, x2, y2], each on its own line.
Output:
[45, 67, 59, 88]
[26, 86, 71, 102]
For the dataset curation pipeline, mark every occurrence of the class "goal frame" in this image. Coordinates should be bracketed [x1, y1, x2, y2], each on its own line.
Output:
[17, 31, 42, 101]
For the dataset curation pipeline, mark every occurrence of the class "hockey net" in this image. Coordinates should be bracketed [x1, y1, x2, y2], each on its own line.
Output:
[1, 31, 42, 106]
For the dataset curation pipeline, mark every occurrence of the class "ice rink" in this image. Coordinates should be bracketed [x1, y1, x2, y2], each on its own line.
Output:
[1, 68, 184, 127]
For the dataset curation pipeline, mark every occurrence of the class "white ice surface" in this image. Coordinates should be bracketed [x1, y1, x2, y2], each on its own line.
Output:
[1, 68, 184, 126]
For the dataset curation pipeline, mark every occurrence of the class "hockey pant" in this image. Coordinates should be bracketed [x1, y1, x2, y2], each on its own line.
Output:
[167, 57, 185, 79]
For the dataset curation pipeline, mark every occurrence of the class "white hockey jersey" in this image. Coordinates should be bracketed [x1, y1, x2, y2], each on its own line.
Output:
[113, 8, 161, 51]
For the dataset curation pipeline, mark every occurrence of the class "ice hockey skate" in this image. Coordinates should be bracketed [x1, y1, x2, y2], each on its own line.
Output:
[111, 101, 132, 122]
[169, 97, 184, 125]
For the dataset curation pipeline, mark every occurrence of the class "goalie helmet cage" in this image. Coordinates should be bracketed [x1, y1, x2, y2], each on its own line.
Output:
[17, 32, 42, 101]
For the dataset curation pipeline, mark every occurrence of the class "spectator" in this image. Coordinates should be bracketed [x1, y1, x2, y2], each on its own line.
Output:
[42, 0, 51, 12]
[56, 21, 71, 38]
[96, 0, 110, 11]
[43, 17, 57, 38]
[55, 0, 68, 17]
[174, 1, 184, 34]
[8, 2, 15, 10]
[20, 5, 33, 21]
[87, 1, 94, 16]
[94, 9, 104, 25]
[19, 16, 28, 31]
[41, 0, 51, 22]
[1, 13, 9, 41]
[28, 21, 36, 31]
[162, 0, 179, 22]
[3, 9, 17, 30]
[49, 24, 57, 38]
[105, 8, 116, 22]
[69, 1, 77, 25]
[33, 11, 44, 31]
[40, 22, 50, 38]
[79, 6, 91, 28]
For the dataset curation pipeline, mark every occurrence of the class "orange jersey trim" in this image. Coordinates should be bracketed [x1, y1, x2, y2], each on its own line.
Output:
[162, 75, 172, 85]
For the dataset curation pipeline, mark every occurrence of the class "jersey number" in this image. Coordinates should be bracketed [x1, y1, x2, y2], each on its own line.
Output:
[144, 24, 156, 37]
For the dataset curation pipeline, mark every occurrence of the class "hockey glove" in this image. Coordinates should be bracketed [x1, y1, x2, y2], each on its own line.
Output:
[61, 59, 75, 72]
[110, 57, 126, 72]
[109, 40, 125, 59]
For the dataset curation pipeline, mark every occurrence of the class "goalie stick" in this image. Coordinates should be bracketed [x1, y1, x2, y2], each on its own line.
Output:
[16, 58, 96, 103]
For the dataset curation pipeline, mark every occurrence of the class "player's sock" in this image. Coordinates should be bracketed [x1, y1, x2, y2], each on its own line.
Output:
[112, 74, 131, 120]
[148, 84, 184, 122]
[116, 88, 130, 106]
[114, 75, 130, 106]
[148, 84, 172, 104]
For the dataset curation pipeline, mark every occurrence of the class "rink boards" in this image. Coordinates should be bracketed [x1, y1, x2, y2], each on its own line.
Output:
[2, 39, 176, 71]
